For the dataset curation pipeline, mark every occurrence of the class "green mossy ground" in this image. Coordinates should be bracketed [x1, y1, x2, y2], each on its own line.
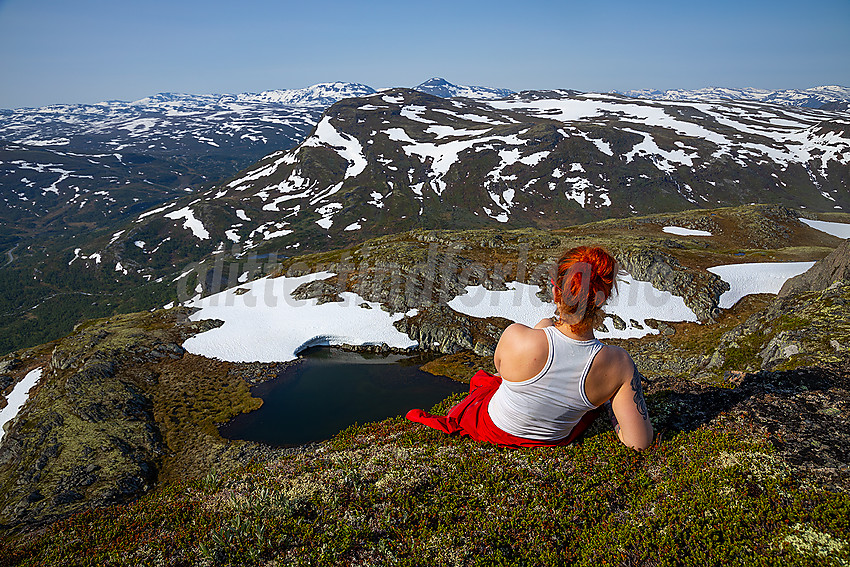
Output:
[0, 309, 283, 526]
[1, 393, 847, 566]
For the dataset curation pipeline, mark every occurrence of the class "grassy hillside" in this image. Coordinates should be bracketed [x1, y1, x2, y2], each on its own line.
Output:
[0, 205, 848, 565]
[1, 371, 848, 566]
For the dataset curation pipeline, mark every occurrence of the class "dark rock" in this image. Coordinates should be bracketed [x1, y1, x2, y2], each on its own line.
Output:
[188, 318, 224, 334]
[56, 465, 100, 492]
[395, 305, 509, 356]
[0, 358, 20, 374]
[148, 343, 186, 361]
[53, 491, 83, 505]
[610, 314, 626, 330]
[64, 360, 117, 399]
[291, 278, 342, 304]
[26, 491, 44, 503]
[76, 402, 111, 423]
[122, 391, 154, 421]
[778, 239, 850, 297]
[617, 246, 729, 322]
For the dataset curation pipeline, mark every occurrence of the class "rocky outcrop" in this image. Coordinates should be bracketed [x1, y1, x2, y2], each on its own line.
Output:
[394, 305, 511, 357]
[700, 282, 850, 377]
[616, 246, 729, 322]
[291, 278, 342, 304]
[778, 238, 850, 297]
[0, 308, 280, 529]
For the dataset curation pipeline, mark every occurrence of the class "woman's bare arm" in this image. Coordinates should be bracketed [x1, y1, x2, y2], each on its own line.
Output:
[610, 364, 654, 450]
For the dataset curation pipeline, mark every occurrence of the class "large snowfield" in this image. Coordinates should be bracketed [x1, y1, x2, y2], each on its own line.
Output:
[181, 260, 820, 362]
[708, 262, 816, 308]
[182, 272, 417, 363]
[0, 258, 833, 441]
[447, 275, 699, 340]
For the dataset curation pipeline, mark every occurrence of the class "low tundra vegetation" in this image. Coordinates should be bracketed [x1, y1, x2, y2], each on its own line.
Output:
[1, 393, 847, 567]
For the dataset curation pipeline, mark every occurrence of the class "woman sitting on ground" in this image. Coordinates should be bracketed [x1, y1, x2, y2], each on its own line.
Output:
[407, 246, 654, 451]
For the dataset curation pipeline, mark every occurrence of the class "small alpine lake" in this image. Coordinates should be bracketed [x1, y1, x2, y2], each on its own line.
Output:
[220, 347, 468, 446]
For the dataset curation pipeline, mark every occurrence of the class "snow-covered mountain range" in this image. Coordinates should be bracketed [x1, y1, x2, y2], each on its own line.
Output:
[1, 77, 849, 356]
[413, 78, 514, 99]
[0, 82, 383, 247]
[100, 87, 849, 283]
[0, 79, 507, 229]
[619, 85, 850, 110]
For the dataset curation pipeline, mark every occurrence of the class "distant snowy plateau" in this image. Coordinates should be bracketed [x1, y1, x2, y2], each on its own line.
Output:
[0, 82, 380, 226]
[2, 78, 850, 289]
[619, 85, 850, 111]
[124, 85, 850, 266]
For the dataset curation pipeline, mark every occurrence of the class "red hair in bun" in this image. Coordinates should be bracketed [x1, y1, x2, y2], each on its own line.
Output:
[553, 246, 618, 333]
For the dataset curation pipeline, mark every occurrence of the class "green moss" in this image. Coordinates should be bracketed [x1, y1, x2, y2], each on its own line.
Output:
[718, 331, 768, 373]
[2, 398, 848, 566]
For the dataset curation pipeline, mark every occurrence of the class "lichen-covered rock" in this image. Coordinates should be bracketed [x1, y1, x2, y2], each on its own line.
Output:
[701, 282, 850, 377]
[778, 238, 850, 297]
[0, 308, 280, 529]
[394, 305, 510, 357]
[290, 278, 343, 304]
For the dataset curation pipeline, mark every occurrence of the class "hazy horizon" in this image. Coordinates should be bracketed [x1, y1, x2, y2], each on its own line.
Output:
[1, 0, 848, 109]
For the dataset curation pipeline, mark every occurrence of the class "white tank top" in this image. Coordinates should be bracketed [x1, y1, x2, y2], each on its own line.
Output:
[488, 326, 603, 440]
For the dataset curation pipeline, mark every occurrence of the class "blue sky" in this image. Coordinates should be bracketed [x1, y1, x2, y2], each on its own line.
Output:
[0, 0, 847, 108]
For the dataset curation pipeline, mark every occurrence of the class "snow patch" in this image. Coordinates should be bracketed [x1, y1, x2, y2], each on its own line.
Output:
[446, 275, 698, 340]
[0, 368, 43, 443]
[183, 273, 417, 362]
[302, 116, 367, 179]
[164, 206, 210, 240]
[798, 218, 850, 239]
[662, 226, 713, 236]
[708, 262, 817, 308]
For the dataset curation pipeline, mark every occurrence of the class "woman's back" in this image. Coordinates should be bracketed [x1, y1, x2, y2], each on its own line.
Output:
[488, 325, 603, 440]
[407, 245, 654, 450]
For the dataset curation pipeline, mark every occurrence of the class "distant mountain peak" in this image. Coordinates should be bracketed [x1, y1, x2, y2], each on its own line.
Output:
[414, 78, 514, 99]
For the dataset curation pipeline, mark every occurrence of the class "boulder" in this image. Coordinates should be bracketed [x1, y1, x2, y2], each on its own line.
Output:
[778, 239, 850, 297]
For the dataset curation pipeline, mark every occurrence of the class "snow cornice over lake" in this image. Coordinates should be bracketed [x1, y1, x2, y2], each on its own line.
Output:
[182, 273, 417, 363]
[181, 260, 819, 362]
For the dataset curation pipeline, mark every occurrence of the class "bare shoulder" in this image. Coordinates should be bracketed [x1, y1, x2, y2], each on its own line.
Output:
[497, 323, 544, 350]
[584, 344, 635, 405]
[494, 323, 549, 381]
[594, 344, 634, 374]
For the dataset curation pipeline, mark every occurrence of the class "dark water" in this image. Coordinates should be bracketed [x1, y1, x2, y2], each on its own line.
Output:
[220, 347, 467, 446]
